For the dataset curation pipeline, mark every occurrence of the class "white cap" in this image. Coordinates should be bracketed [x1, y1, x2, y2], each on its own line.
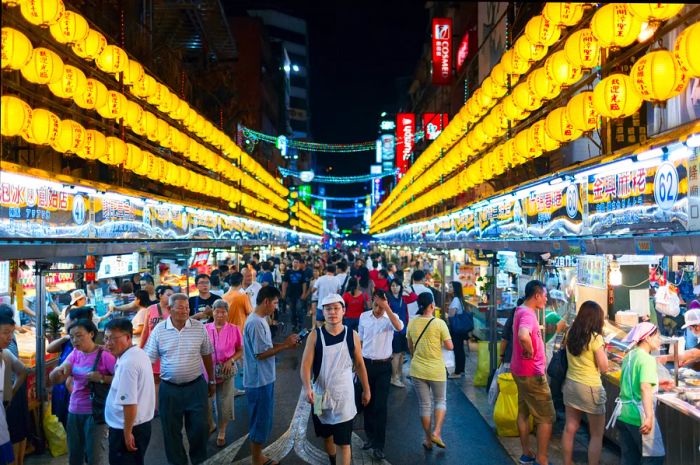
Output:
[321, 293, 344, 307]
[682, 309, 700, 329]
[70, 289, 87, 305]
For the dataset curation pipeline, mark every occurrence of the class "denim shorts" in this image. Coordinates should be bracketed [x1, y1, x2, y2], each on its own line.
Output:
[246, 383, 275, 444]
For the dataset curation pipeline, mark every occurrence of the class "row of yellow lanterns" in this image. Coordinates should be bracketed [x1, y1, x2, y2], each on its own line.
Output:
[2, 0, 288, 199]
[240, 193, 289, 223]
[0, 93, 290, 222]
[290, 218, 324, 235]
[1, 26, 288, 211]
[373, 3, 695, 231]
[291, 202, 324, 230]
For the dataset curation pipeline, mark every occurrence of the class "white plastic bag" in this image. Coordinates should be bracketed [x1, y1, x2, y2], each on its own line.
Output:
[655, 285, 680, 317]
[442, 348, 455, 375]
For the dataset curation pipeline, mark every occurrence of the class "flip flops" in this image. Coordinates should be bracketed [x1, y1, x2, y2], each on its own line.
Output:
[431, 435, 446, 448]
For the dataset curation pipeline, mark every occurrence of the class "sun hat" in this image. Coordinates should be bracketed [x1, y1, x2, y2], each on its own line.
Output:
[321, 293, 345, 307]
[69, 289, 87, 305]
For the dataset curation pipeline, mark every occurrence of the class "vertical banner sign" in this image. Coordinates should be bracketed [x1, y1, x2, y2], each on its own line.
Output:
[395, 113, 415, 180]
[456, 30, 473, 72]
[432, 18, 453, 85]
[422, 113, 450, 140]
[380, 134, 395, 173]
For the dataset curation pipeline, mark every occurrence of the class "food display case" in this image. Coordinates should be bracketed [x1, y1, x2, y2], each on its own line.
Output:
[600, 321, 700, 465]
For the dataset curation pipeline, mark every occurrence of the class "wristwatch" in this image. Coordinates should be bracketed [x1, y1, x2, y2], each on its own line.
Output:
[208, 380, 216, 385]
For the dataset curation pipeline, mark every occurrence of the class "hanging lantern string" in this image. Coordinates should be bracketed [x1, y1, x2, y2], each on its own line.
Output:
[303, 193, 370, 201]
[241, 127, 426, 153]
[279, 167, 397, 184]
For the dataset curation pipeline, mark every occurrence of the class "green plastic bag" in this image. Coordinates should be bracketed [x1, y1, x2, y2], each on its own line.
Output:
[473, 341, 491, 386]
[43, 403, 67, 457]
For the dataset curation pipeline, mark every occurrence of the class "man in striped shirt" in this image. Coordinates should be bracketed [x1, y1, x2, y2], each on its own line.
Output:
[144, 293, 215, 465]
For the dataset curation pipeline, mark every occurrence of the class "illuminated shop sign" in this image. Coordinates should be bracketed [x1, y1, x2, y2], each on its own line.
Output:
[396, 113, 415, 180]
[422, 113, 449, 140]
[432, 18, 453, 85]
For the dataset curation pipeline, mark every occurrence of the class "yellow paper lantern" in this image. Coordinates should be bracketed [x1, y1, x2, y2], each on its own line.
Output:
[482, 76, 506, 99]
[593, 73, 643, 118]
[96, 45, 128, 74]
[20, 47, 64, 84]
[2, 27, 33, 70]
[157, 89, 175, 113]
[22, 108, 60, 145]
[122, 59, 144, 86]
[1, 95, 32, 137]
[48, 64, 87, 99]
[142, 111, 158, 140]
[146, 82, 165, 106]
[564, 28, 600, 70]
[513, 82, 541, 111]
[514, 36, 548, 63]
[71, 29, 107, 61]
[490, 63, 510, 88]
[674, 22, 700, 78]
[51, 119, 85, 153]
[493, 104, 511, 129]
[155, 118, 170, 144]
[483, 111, 506, 139]
[20, 0, 65, 27]
[545, 107, 582, 142]
[73, 78, 108, 110]
[545, 50, 583, 86]
[509, 49, 531, 75]
[172, 100, 190, 121]
[631, 50, 689, 103]
[543, 2, 584, 27]
[628, 3, 685, 23]
[466, 130, 485, 152]
[501, 95, 526, 122]
[591, 4, 643, 50]
[466, 97, 484, 122]
[528, 120, 560, 154]
[124, 143, 143, 170]
[527, 68, 561, 100]
[131, 73, 157, 98]
[96, 91, 126, 120]
[525, 15, 561, 46]
[49, 10, 89, 44]
[566, 91, 598, 132]
[133, 151, 154, 176]
[512, 130, 534, 159]
[475, 88, 493, 110]
[2, 0, 22, 6]
[125, 100, 144, 133]
[77, 129, 104, 160]
[102, 137, 126, 165]
[492, 144, 506, 176]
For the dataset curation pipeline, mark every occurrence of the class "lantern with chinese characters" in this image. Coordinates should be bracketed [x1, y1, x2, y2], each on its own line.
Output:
[73, 78, 108, 110]
[20, 0, 65, 27]
[48, 64, 87, 99]
[1, 95, 31, 137]
[591, 4, 642, 50]
[96, 90, 126, 120]
[172, 100, 190, 121]
[503, 49, 530, 76]
[1, 28, 33, 70]
[21, 47, 64, 84]
[146, 82, 165, 106]
[124, 143, 143, 170]
[503, 94, 529, 121]
[528, 68, 561, 100]
[155, 118, 170, 144]
[51, 119, 86, 154]
[543, 2, 584, 27]
[80, 129, 106, 160]
[545, 50, 583, 86]
[121, 59, 144, 86]
[483, 111, 506, 139]
[125, 100, 144, 134]
[545, 107, 582, 142]
[674, 22, 700, 78]
[23, 108, 60, 145]
[513, 82, 541, 111]
[514, 36, 548, 63]
[133, 151, 154, 176]
[482, 76, 507, 99]
[566, 91, 598, 132]
[492, 144, 506, 176]
[631, 50, 689, 103]
[628, 3, 685, 24]
[475, 88, 493, 110]
[493, 104, 511, 129]
[96, 45, 127, 74]
[528, 120, 560, 154]
[514, 129, 535, 159]
[593, 73, 643, 118]
[525, 15, 561, 46]
[142, 111, 158, 141]
[505, 138, 526, 166]
[71, 29, 106, 60]
[156, 89, 175, 113]
[131, 73, 157, 98]
[49, 10, 89, 44]
[490, 63, 511, 88]
[466, 130, 485, 152]
[168, 97, 182, 120]
[101, 137, 126, 165]
[466, 97, 484, 122]
[564, 28, 600, 70]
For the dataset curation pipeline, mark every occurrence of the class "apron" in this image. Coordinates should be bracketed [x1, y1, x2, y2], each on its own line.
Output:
[606, 350, 665, 457]
[313, 327, 357, 425]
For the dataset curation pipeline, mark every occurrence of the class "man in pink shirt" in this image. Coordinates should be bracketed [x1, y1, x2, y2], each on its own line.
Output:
[511, 280, 554, 465]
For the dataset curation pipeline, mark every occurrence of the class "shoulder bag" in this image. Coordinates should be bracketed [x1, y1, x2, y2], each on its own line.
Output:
[213, 327, 235, 382]
[89, 348, 110, 424]
[448, 299, 474, 335]
[412, 317, 435, 354]
[547, 331, 568, 408]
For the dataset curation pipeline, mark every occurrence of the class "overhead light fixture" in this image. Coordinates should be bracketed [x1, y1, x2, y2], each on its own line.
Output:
[687, 134, 700, 148]
[636, 147, 664, 161]
[609, 258, 622, 287]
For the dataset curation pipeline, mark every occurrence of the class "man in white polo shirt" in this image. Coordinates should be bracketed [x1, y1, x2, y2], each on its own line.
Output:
[104, 318, 155, 465]
[406, 270, 431, 320]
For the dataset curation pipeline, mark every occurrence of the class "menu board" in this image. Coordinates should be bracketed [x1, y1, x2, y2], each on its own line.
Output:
[577, 255, 608, 289]
[477, 197, 526, 238]
[526, 183, 584, 237]
[96, 253, 140, 280]
[93, 193, 147, 239]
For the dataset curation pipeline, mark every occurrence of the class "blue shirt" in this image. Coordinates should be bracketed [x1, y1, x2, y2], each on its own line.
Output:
[243, 312, 275, 388]
[258, 271, 274, 286]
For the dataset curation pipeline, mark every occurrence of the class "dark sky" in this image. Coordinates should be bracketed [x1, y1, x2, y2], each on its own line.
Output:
[302, 1, 429, 228]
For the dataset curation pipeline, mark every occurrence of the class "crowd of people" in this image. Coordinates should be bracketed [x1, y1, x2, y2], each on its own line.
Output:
[0, 249, 690, 465]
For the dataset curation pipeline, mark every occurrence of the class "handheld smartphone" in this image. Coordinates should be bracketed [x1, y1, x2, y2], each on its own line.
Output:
[297, 328, 310, 343]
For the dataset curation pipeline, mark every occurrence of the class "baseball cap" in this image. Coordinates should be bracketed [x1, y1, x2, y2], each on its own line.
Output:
[682, 309, 700, 329]
[321, 293, 344, 307]
[70, 289, 87, 305]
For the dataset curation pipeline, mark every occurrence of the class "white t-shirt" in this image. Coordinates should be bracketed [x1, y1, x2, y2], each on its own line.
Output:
[335, 273, 349, 293]
[407, 283, 431, 320]
[449, 297, 464, 315]
[243, 282, 262, 309]
[314, 275, 341, 309]
[105, 346, 156, 429]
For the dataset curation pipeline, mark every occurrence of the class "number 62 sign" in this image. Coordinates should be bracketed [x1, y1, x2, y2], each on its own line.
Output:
[654, 162, 679, 211]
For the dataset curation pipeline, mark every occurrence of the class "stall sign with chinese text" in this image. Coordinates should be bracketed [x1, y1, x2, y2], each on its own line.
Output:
[432, 18, 453, 85]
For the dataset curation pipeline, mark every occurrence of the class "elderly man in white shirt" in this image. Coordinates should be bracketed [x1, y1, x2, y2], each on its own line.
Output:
[242, 267, 262, 310]
[104, 318, 155, 465]
[358, 289, 404, 460]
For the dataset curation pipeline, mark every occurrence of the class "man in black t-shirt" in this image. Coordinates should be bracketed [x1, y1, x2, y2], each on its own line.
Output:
[282, 259, 308, 332]
[189, 274, 218, 323]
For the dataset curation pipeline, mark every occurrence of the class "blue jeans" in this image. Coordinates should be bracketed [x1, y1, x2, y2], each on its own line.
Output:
[66, 413, 107, 465]
[246, 382, 275, 444]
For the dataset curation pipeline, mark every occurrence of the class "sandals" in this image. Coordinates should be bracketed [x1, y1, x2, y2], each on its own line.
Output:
[431, 435, 446, 448]
[216, 436, 226, 447]
[422, 441, 433, 451]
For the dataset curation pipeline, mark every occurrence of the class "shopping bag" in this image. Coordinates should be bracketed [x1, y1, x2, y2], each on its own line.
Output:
[493, 373, 533, 437]
[42, 402, 67, 457]
[473, 341, 490, 387]
[488, 362, 510, 406]
[655, 285, 680, 317]
[442, 348, 455, 375]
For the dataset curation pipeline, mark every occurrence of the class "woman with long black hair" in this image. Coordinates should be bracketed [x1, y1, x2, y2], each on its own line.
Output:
[447, 281, 471, 377]
[387, 279, 416, 387]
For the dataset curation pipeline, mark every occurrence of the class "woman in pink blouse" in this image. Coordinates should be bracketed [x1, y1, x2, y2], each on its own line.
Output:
[206, 299, 243, 446]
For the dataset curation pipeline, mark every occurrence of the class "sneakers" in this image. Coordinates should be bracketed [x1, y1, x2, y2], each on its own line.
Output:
[519, 455, 536, 464]
[447, 372, 463, 379]
[234, 388, 246, 397]
[390, 378, 406, 388]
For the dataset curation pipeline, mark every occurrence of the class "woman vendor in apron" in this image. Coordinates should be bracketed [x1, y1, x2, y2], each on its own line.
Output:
[606, 322, 674, 465]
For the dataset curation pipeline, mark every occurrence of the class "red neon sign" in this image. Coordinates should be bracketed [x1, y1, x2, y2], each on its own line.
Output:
[422, 113, 449, 140]
[395, 113, 415, 180]
[432, 18, 453, 85]
[456, 31, 471, 71]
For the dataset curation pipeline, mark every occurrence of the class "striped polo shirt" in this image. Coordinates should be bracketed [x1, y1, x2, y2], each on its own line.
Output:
[144, 316, 213, 384]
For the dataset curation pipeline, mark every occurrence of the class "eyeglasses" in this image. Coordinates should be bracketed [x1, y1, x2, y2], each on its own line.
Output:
[103, 334, 128, 343]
